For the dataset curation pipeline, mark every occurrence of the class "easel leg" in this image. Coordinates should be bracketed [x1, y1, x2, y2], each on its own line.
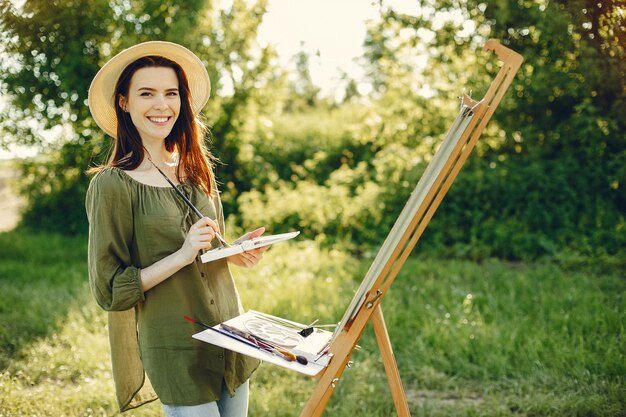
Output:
[299, 303, 411, 417]
[298, 351, 354, 417]
[371, 304, 411, 417]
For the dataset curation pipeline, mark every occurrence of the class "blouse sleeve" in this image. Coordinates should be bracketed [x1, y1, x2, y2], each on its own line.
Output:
[86, 169, 145, 311]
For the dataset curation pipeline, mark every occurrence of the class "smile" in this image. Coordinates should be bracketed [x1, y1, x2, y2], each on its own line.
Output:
[147, 116, 172, 124]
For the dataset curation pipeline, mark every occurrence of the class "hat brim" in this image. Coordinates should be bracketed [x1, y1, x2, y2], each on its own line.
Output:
[88, 41, 211, 138]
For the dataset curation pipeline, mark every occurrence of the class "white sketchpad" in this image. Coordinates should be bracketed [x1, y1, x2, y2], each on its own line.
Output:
[200, 232, 300, 263]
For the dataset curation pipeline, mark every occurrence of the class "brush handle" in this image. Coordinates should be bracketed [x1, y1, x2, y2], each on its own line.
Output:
[221, 323, 308, 364]
[183, 316, 308, 365]
[184, 316, 261, 351]
[221, 323, 297, 362]
[150, 160, 230, 247]
[184, 316, 304, 363]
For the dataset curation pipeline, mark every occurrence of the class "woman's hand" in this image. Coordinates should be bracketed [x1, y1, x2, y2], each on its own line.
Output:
[178, 217, 220, 265]
[141, 217, 219, 292]
[227, 227, 269, 268]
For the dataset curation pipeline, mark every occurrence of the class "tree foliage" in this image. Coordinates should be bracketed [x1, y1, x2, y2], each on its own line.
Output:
[235, 0, 625, 260]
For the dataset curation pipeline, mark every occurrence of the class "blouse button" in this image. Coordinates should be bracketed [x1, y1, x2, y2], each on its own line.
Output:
[201, 272, 205, 277]
[210, 299, 215, 305]
[218, 354, 224, 359]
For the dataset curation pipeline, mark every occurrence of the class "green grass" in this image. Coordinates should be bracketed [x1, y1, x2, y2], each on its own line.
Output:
[0, 230, 623, 416]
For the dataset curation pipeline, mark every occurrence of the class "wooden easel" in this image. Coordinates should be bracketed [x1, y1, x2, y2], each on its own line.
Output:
[298, 40, 523, 417]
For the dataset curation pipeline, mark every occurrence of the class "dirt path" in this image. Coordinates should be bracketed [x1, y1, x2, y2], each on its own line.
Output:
[0, 165, 24, 232]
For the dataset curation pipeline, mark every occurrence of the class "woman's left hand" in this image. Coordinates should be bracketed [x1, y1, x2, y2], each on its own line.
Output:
[227, 227, 270, 268]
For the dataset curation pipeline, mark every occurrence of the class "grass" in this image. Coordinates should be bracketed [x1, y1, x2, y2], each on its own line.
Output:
[0, 230, 624, 416]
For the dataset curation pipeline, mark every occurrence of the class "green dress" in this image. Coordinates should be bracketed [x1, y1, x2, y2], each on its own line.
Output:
[85, 167, 259, 411]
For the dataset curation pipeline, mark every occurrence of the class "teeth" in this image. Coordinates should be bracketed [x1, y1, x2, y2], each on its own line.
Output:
[149, 117, 169, 123]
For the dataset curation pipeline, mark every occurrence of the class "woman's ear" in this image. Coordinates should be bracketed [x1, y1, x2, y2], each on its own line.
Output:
[118, 95, 128, 112]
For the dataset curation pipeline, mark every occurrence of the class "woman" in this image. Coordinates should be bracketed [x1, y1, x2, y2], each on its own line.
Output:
[86, 41, 264, 417]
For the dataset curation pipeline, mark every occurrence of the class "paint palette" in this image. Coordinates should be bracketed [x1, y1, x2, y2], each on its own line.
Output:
[243, 318, 302, 348]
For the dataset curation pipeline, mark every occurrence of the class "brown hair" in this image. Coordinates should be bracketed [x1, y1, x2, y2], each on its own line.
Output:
[89, 55, 215, 195]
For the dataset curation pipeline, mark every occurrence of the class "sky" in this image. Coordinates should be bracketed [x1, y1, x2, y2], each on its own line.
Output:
[257, 0, 420, 96]
[0, 0, 422, 159]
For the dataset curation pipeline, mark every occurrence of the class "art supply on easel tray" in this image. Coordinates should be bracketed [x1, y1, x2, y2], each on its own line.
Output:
[221, 323, 308, 365]
[184, 316, 307, 365]
[250, 311, 330, 338]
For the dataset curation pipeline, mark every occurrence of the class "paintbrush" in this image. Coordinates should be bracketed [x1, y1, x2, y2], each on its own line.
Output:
[184, 316, 307, 365]
[220, 323, 308, 365]
[149, 159, 230, 247]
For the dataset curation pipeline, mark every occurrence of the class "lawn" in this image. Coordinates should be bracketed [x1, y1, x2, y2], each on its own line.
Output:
[0, 230, 623, 416]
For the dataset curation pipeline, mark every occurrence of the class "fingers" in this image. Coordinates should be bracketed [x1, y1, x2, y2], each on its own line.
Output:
[187, 218, 221, 252]
[181, 217, 225, 264]
[192, 217, 220, 234]
[242, 252, 263, 268]
[233, 227, 266, 245]
[241, 247, 266, 260]
[239, 253, 257, 267]
[191, 227, 214, 244]
[253, 245, 271, 254]
[248, 227, 265, 238]
[191, 217, 221, 243]
[229, 248, 264, 268]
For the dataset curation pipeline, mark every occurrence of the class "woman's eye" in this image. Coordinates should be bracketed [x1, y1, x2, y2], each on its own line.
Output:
[140, 92, 152, 97]
[167, 92, 179, 96]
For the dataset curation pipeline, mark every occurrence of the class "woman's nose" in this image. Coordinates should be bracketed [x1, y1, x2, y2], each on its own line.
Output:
[153, 94, 167, 109]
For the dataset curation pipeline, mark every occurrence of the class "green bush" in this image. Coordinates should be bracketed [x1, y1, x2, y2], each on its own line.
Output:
[16, 142, 91, 235]
[236, 118, 625, 262]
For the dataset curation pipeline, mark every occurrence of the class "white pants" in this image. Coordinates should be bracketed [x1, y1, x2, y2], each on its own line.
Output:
[162, 380, 249, 417]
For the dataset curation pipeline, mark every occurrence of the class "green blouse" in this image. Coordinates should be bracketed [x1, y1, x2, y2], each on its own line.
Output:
[85, 167, 259, 411]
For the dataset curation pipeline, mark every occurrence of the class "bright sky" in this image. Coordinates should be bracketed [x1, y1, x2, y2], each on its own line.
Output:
[257, 0, 421, 96]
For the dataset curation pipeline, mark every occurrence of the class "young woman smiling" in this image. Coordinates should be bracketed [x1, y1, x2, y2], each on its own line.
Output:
[86, 42, 265, 417]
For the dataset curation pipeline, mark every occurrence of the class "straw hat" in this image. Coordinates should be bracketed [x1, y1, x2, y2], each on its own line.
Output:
[88, 41, 211, 138]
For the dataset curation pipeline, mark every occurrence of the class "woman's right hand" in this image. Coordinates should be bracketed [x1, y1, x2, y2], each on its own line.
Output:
[178, 217, 220, 265]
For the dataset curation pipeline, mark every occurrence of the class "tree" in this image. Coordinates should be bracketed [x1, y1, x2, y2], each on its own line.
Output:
[236, 0, 625, 258]
[282, 44, 321, 112]
[356, 0, 626, 257]
[478, 0, 626, 255]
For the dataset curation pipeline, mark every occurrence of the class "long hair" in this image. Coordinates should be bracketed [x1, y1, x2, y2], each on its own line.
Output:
[90, 55, 215, 196]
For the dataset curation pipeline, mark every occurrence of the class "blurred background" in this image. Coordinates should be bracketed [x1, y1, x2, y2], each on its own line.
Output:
[0, 1, 624, 416]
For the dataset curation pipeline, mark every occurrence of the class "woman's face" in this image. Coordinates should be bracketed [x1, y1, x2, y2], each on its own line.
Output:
[120, 66, 181, 144]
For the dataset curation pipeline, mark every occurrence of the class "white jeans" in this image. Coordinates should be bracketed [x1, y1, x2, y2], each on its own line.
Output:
[162, 380, 249, 417]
